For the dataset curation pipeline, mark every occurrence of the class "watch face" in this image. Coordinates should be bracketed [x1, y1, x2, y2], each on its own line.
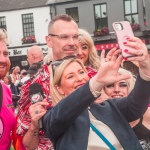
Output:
[31, 93, 41, 103]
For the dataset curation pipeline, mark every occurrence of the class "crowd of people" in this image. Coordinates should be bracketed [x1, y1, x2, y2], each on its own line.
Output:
[0, 14, 150, 150]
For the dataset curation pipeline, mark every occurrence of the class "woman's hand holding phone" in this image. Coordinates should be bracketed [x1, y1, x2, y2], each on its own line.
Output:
[113, 21, 150, 77]
[122, 37, 150, 73]
[112, 21, 136, 58]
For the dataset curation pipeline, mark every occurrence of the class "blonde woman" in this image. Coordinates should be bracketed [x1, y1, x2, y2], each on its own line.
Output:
[77, 28, 100, 71]
[102, 68, 150, 149]
[96, 68, 136, 103]
[0, 28, 8, 45]
[103, 68, 136, 97]
[43, 37, 150, 150]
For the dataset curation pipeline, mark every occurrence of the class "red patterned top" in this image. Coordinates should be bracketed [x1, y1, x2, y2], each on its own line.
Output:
[16, 64, 53, 150]
[16, 64, 97, 150]
[86, 66, 98, 78]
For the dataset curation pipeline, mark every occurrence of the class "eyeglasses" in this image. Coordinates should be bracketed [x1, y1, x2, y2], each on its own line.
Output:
[48, 34, 82, 43]
[51, 55, 76, 77]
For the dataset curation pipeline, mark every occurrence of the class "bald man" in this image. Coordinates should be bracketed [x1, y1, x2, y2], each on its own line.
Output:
[27, 45, 43, 66]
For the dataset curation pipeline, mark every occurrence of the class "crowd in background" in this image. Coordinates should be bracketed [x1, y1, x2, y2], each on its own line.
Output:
[0, 14, 150, 150]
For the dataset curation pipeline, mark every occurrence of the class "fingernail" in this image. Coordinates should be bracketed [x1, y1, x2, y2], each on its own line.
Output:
[126, 37, 130, 40]
[124, 49, 128, 52]
[124, 57, 128, 60]
[123, 42, 127, 44]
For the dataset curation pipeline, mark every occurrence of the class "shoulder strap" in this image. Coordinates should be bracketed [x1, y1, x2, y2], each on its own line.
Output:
[0, 82, 3, 111]
[90, 123, 116, 150]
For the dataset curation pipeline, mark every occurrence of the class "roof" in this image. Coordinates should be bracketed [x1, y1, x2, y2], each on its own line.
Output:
[47, 0, 76, 5]
[0, 0, 49, 11]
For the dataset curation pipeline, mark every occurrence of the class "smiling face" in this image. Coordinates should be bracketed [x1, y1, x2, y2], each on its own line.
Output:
[56, 61, 89, 96]
[104, 80, 129, 98]
[0, 41, 10, 79]
[46, 20, 79, 61]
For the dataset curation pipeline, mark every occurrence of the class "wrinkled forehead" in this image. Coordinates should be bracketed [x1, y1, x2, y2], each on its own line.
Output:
[52, 20, 78, 34]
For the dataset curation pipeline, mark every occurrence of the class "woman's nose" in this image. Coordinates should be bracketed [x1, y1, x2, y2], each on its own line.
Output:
[77, 47, 83, 55]
[114, 85, 120, 92]
[76, 74, 83, 81]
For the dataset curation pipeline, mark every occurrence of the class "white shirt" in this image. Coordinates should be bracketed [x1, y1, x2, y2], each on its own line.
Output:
[88, 110, 124, 150]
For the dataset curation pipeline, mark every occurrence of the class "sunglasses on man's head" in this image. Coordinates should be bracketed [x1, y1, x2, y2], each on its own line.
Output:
[51, 55, 76, 77]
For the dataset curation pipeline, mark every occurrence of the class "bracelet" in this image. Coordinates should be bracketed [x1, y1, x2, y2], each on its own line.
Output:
[89, 80, 101, 98]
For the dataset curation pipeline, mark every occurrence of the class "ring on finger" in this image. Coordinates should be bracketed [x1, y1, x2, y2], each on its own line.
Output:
[105, 58, 110, 62]
[139, 52, 143, 56]
[35, 110, 39, 114]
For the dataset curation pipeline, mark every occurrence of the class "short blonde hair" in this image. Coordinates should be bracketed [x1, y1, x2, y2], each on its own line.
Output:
[50, 58, 87, 105]
[79, 29, 100, 70]
[118, 68, 135, 93]
[103, 68, 136, 94]
[0, 28, 8, 44]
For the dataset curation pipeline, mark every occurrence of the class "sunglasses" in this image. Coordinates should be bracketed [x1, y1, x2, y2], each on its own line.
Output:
[51, 55, 76, 77]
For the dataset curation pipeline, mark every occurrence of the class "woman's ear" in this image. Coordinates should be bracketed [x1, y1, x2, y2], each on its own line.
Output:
[55, 85, 65, 95]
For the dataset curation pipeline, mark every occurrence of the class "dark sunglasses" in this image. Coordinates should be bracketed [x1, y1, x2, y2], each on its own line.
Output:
[51, 55, 76, 77]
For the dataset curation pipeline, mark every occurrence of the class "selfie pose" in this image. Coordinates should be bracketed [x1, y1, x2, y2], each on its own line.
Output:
[43, 37, 150, 150]
[102, 68, 150, 149]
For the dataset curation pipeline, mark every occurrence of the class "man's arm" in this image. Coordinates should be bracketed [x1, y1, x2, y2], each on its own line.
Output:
[23, 123, 40, 150]
[23, 100, 49, 149]
[16, 64, 51, 149]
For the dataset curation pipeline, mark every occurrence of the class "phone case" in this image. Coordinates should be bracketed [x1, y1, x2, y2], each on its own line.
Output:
[112, 21, 135, 58]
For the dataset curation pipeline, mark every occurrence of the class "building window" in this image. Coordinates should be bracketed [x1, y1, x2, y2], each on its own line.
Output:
[94, 3, 108, 30]
[0, 16, 7, 29]
[142, 0, 147, 26]
[124, 0, 139, 24]
[66, 7, 79, 23]
[22, 13, 35, 38]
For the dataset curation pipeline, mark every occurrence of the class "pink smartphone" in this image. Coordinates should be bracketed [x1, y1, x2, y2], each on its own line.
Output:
[112, 21, 135, 58]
